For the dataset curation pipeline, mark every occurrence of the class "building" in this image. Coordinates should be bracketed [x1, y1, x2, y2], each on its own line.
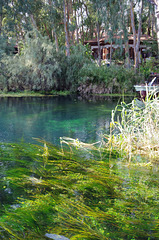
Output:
[84, 34, 154, 61]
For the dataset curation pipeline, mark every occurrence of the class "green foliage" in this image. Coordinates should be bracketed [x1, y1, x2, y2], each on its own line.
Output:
[65, 44, 92, 91]
[0, 31, 66, 91]
[112, 48, 125, 62]
[0, 35, 15, 90]
[0, 34, 93, 93]
[0, 30, 156, 94]
[79, 63, 142, 93]
[140, 57, 159, 80]
[0, 35, 15, 59]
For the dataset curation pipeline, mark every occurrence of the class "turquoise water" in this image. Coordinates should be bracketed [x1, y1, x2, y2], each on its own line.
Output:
[0, 95, 159, 240]
[0, 96, 122, 145]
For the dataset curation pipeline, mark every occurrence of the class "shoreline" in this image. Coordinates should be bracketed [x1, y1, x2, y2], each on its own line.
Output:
[0, 91, 136, 98]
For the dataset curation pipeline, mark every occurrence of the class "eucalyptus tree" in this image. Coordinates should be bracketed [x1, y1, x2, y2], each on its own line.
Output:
[130, 0, 144, 70]
[110, 0, 129, 64]
[97, 0, 129, 65]
[73, 0, 80, 43]
[89, 0, 103, 65]
[118, 0, 131, 67]
[63, 0, 70, 56]
[0, 0, 45, 42]
[50, 0, 78, 57]
[0, 0, 18, 37]
[147, 1, 159, 51]
[0, 0, 6, 35]
[42, 0, 64, 51]
[153, 0, 159, 53]
[129, 0, 158, 69]
[14, 0, 44, 31]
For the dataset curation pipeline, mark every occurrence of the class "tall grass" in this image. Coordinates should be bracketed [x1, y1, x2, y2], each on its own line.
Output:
[106, 97, 159, 163]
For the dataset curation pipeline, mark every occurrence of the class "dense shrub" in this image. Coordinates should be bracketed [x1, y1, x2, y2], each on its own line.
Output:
[140, 57, 159, 80]
[0, 31, 145, 93]
[0, 36, 15, 91]
[0, 35, 15, 59]
[65, 44, 92, 91]
[0, 33, 92, 92]
[0, 31, 66, 92]
[79, 63, 142, 93]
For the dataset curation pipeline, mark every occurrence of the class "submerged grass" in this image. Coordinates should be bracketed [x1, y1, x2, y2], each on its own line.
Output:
[0, 138, 159, 240]
[0, 98, 159, 239]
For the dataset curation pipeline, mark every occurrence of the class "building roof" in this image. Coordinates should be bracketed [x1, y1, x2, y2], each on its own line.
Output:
[84, 34, 154, 45]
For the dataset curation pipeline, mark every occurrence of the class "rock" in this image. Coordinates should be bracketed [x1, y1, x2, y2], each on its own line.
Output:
[45, 233, 70, 240]
[78, 83, 108, 95]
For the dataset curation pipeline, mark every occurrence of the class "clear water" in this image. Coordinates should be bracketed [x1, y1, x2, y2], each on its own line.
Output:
[0, 95, 123, 145]
[0, 95, 159, 240]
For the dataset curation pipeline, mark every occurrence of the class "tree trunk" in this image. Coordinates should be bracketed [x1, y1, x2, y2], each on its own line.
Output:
[54, 30, 59, 52]
[69, 0, 75, 44]
[130, 0, 143, 70]
[152, 10, 155, 37]
[30, 14, 38, 29]
[110, 41, 113, 65]
[44, 23, 51, 39]
[155, 0, 159, 54]
[148, 7, 151, 35]
[125, 40, 130, 68]
[130, 0, 136, 65]
[52, 29, 59, 52]
[0, 12, 2, 36]
[74, 7, 79, 44]
[119, 1, 130, 67]
[97, 21, 101, 66]
[63, 0, 70, 56]
[48, 0, 59, 52]
[79, 0, 84, 44]
[135, 0, 143, 69]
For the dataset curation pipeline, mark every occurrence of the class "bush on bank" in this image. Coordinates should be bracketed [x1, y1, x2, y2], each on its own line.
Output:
[0, 31, 146, 94]
[0, 32, 65, 92]
[139, 57, 159, 80]
[78, 63, 142, 94]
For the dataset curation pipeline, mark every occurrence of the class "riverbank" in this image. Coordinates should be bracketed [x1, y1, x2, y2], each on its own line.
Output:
[0, 90, 136, 98]
[0, 90, 70, 97]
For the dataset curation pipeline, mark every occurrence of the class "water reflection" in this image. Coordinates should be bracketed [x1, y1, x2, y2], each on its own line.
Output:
[0, 95, 128, 145]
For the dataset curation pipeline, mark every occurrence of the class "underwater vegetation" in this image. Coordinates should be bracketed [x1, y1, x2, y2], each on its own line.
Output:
[0, 135, 158, 240]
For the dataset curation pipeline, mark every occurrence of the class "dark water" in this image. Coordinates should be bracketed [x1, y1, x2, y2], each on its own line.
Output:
[0, 95, 124, 145]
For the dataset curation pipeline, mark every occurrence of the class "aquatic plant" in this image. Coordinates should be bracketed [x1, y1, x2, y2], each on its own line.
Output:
[0, 139, 158, 240]
[106, 97, 159, 162]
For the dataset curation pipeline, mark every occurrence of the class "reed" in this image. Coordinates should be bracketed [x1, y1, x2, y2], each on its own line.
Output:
[106, 97, 159, 162]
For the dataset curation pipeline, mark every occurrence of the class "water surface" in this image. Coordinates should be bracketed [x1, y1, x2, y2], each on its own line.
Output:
[0, 95, 159, 240]
[0, 95, 123, 145]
